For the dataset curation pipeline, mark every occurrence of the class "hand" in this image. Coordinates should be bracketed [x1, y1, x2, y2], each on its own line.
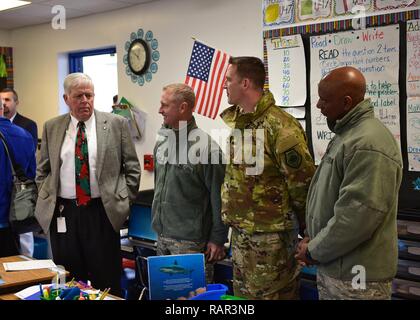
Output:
[205, 242, 226, 263]
[295, 237, 318, 266]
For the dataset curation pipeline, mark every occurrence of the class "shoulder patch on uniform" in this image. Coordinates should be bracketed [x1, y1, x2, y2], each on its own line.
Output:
[285, 148, 302, 169]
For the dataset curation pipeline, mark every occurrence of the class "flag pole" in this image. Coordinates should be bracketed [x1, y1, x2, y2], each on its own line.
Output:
[190, 36, 217, 49]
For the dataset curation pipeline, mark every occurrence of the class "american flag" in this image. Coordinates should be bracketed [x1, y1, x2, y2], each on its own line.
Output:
[185, 41, 230, 119]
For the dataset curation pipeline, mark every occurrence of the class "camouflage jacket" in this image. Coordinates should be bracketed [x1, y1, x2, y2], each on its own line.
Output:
[220, 91, 315, 234]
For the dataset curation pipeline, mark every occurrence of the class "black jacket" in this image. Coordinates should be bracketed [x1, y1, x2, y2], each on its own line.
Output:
[13, 113, 38, 149]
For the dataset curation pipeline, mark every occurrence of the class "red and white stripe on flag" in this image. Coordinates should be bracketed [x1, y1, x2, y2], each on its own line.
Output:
[185, 41, 230, 119]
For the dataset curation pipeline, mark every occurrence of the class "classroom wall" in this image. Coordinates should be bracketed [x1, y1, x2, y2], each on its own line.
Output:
[8, 0, 263, 190]
[0, 30, 10, 46]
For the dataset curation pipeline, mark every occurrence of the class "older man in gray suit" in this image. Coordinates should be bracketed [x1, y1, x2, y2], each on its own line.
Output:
[35, 73, 141, 296]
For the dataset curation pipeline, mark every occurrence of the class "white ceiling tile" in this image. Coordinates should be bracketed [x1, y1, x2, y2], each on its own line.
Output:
[42, 0, 134, 13]
[0, 0, 159, 30]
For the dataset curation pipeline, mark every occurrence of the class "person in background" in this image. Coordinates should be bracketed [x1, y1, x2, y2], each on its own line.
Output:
[152, 83, 228, 283]
[35, 73, 141, 296]
[0, 88, 37, 148]
[0, 101, 36, 257]
[221, 56, 315, 299]
[295, 66, 402, 300]
[113, 94, 118, 107]
[1, 88, 38, 257]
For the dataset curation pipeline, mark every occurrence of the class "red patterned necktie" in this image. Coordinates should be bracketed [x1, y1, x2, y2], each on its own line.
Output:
[75, 121, 91, 206]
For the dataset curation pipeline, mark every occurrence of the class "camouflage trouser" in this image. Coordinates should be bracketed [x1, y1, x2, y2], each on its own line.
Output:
[157, 236, 214, 284]
[231, 228, 300, 300]
[317, 271, 392, 300]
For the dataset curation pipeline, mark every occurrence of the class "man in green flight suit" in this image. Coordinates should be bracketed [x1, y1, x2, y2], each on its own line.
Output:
[220, 56, 315, 300]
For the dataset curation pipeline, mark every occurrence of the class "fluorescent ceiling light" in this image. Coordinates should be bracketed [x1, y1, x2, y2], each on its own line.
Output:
[0, 1, 31, 12]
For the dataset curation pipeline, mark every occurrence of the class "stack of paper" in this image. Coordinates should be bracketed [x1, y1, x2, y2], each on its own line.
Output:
[3, 259, 57, 271]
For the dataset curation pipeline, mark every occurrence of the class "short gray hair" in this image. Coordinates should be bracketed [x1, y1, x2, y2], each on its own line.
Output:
[163, 83, 195, 109]
[64, 73, 94, 95]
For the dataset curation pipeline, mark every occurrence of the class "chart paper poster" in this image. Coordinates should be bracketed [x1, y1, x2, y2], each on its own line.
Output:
[267, 34, 307, 109]
[310, 24, 400, 163]
[407, 19, 420, 97]
[407, 97, 420, 171]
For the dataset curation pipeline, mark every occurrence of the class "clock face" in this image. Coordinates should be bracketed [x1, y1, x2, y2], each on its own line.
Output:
[128, 39, 150, 75]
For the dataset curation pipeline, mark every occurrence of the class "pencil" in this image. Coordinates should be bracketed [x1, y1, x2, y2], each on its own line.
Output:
[99, 288, 110, 300]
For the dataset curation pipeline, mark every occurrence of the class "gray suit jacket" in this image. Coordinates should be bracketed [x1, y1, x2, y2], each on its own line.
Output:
[35, 110, 141, 233]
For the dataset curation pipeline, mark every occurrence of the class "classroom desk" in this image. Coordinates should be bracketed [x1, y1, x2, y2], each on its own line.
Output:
[0, 255, 58, 295]
[0, 256, 124, 300]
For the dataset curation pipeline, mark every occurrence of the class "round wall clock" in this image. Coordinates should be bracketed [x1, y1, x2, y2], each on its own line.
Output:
[128, 38, 150, 75]
[124, 29, 160, 86]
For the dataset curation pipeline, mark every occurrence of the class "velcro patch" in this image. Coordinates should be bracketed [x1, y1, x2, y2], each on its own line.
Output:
[285, 149, 302, 169]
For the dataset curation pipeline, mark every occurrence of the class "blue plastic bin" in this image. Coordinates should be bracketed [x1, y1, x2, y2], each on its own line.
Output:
[189, 284, 228, 300]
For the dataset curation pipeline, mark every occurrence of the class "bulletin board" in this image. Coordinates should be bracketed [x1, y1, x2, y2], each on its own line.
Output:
[0, 47, 13, 90]
[263, 9, 420, 210]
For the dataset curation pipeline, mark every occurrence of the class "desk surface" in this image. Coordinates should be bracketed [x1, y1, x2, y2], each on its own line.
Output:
[0, 255, 57, 294]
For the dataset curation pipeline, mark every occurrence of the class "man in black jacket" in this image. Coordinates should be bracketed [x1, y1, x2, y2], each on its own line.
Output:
[0, 88, 38, 149]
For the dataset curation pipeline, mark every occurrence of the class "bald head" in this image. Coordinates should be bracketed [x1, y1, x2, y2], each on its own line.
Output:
[322, 67, 366, 103]
[317, 67, 367, 122]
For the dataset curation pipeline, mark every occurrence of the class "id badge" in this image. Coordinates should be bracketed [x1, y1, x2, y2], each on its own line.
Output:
[57, 217, 67, 233]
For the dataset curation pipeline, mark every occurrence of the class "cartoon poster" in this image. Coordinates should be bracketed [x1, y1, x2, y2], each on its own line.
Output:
[147, 253, 205, 300]
[407, 97, 420, 171]
[297, 0, 333, 22]
[266, 34, 307, 110]
[263, 0, 295, 27]
[374, 0, 416, 10]
[334, 0, 373, 15]
[0, 47, 13, 91]
[407, 19, 420, 97]
[310, 25, 400, 163]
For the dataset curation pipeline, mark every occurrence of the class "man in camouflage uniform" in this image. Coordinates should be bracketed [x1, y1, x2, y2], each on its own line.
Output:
[221, 56, 315, 299]
[295, 67, 402, 299]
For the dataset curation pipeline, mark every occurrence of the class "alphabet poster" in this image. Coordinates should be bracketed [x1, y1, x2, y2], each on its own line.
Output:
[310, 24, 400, 163]
[266, 34, 307, 113]
[407, 97, 420, 171]
[407, 19, 420, 171]
[407, 19, 420, 97]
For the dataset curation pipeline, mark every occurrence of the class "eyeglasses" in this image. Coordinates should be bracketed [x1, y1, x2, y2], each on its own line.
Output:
[71, 92, 95, 101]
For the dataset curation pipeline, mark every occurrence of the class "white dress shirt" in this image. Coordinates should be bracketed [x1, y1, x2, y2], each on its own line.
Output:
[9, 113, 16, 122]
[59, 113, 100, 199]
